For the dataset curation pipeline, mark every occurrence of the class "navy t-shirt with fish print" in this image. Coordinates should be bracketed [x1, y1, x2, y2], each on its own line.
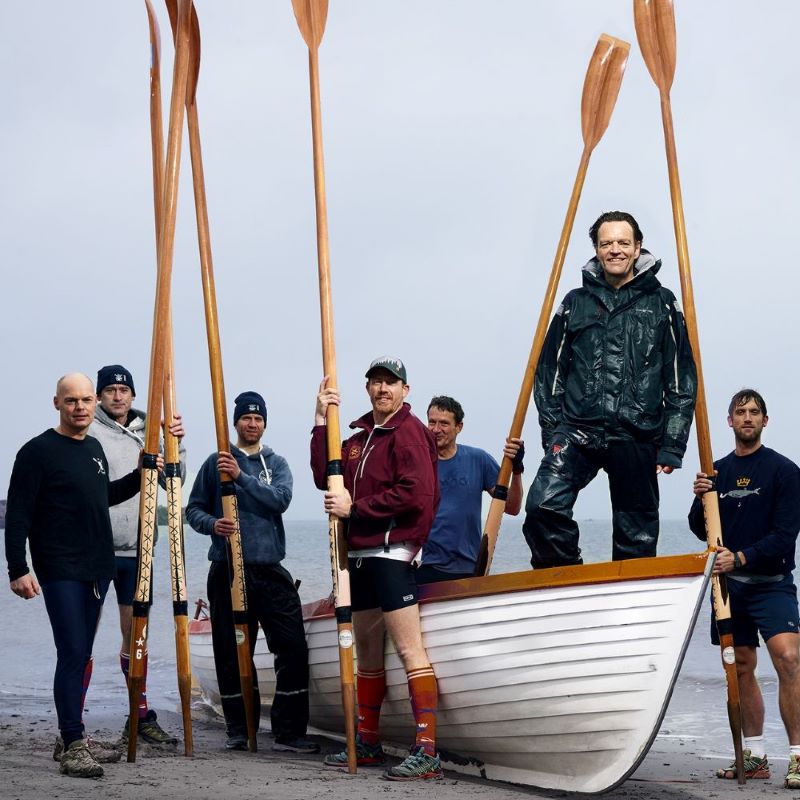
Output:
[688, 445, 800, 576]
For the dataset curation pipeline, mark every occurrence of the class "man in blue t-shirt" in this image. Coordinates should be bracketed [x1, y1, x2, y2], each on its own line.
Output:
[690, 389, 800, 786]
[417, 396, 524, 582]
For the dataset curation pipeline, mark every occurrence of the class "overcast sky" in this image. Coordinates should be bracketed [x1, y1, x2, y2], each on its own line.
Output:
[1, 1, 798, 525]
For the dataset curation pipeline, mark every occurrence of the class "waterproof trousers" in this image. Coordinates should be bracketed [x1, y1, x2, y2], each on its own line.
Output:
[207, 561, 310, 739]
[523, 438, 659, 568]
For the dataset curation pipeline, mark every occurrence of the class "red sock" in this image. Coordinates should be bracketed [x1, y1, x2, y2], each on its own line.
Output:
[121, 651, 149, 719]
[407, 667, 438, 755]
[80, 657, 94, 721]
[356, 668, 386, 745]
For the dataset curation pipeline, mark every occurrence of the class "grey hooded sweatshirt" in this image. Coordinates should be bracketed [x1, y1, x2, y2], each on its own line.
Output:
[89, 404, 187, 556]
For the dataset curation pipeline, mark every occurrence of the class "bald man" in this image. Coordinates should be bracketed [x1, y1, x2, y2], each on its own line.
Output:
[4, 373, 149, 778]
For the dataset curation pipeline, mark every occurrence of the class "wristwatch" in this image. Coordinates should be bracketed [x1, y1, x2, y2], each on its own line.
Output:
[733, 551, 743, 570]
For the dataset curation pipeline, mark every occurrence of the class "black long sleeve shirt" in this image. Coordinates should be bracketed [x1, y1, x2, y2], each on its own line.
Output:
[5, 429, 140, 582]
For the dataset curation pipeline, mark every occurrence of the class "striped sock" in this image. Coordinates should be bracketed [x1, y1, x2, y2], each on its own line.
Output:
[407, 666, 438, 756]
[356, 668, 386, 745]
[121, 652, 149, 719]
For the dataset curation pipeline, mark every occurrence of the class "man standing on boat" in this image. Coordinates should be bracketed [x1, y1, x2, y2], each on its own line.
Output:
[312, 357, 442, 780]
[89, 364, 183, 747]
[418, 395, 524, 582]
[186, 391, 318, 755]
[523, 211, 697, 568]
[690, 389, 800, 787]
[4, 373, 154, 778]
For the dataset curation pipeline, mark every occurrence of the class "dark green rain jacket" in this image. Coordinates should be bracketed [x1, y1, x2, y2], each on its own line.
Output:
[533, 250, 697, 467]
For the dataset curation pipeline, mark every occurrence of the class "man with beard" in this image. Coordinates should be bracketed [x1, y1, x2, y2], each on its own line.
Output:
[691, 390, 800, 786]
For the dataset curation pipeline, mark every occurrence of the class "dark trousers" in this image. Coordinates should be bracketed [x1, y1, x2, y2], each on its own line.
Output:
[523, 438, 659, 568]
[207, 561, 310, 739]
[40, 579, 109, 746]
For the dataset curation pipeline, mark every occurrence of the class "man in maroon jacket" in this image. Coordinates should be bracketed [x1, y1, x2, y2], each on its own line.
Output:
[311, 356, 441, 781]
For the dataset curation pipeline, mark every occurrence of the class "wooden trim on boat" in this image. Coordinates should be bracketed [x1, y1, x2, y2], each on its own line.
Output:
[294, 550, 712, 621]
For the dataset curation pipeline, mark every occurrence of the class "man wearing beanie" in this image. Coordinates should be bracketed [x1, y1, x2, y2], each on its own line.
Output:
[89, 364, 186, 746]
[186, 392, 318, 754]
[311, 357, 442, 780]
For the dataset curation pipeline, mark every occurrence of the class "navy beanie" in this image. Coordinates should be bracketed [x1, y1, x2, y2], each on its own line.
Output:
[97, 365, 136, 396]
[233, 391, 267, 424]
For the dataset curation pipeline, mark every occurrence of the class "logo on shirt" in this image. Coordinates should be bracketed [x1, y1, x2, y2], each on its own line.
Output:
[258, 468, 272, 486]
[92, 457, 106, 475]
[737, 477, 751, 488]
[349, 445, 362, 459]
[720, 487, 760, 499]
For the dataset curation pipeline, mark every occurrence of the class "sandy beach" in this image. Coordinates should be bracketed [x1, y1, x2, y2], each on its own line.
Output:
[0, 692, 794, 800]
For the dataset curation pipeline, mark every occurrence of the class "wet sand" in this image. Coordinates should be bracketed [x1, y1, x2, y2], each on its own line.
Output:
[0, 697, 792, 800]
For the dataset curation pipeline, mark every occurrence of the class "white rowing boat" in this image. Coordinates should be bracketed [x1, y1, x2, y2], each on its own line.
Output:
[189, 552, 712, 793]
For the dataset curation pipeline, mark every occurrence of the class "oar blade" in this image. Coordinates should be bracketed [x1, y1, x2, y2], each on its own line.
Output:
[291, 0, 329, 49]
[580, 34, 630, 151]
[633, 0, 676, 93]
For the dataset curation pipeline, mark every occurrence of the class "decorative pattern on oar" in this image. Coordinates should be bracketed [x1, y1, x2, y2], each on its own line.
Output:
[127, 0, 194, 764]
[144, 0, 193, 757]
[474, 34, 630, 576]
[164, 0, 257, 752]
[633, 0, 745, 783]
[291, 0, 357, 774]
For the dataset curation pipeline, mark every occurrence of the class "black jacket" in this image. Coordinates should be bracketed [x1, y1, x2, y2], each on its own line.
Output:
[534, 251, 697, 466]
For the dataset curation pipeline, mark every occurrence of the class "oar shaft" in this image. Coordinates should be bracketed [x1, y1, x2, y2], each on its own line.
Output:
[185, 88, 257, 752]
[476, 147, 591, 575]
[657, 93, 713, 470]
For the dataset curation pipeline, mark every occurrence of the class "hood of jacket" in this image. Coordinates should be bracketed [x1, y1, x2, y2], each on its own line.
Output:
[93, 404, 146, 436]
[581, 250, 662, 306]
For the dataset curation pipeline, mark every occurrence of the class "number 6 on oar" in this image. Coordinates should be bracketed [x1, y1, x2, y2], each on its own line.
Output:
[633, 0, 746, 784]
[291, 0, 358, 775]
[128, 0, 194, 763]
[144, 0, 193, 757]
[474, 34, 630, 576]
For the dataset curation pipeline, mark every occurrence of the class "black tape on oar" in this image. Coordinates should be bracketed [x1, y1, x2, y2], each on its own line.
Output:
[492, 484, 509, 502]
[335, 606, 352, 624]
[232, 610, 249, 626]
[172, 600, 188, 616]
[165, 462, 181, 478]
[142, 452, 159, 469]
[327, 459, 342, 476]
[220, 481, 236, 497]
[132, 600, 150, 617]
[715, 618, 733, 637]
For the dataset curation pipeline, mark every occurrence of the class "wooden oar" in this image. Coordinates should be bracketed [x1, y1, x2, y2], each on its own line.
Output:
[144, 0, 193, 757]
[127, 0, 194, 763]
[291, 0, 357, 774]
[474, 34, 630, 576]
[633, 0, 745, 783]
[164, 0, 258, 752]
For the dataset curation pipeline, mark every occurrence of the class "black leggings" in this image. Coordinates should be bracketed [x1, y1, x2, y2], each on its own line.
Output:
[40, 578, 109, 745]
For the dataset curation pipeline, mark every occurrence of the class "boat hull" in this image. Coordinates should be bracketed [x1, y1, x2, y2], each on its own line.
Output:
[190, 552, 712, 793]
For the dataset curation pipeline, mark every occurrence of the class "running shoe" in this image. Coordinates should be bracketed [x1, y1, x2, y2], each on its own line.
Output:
[716, 748, 770, 779]
[383, 745, 443, 781]
[121, 710, 178, 746]
[323, 735, 385, 767]
[785, 754, 800, 788]
[58, 739, 104, 779]
[53, 735, 120, 763]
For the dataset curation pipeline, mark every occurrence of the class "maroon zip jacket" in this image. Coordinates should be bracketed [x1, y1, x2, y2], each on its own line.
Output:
[310, 402, 439, 553]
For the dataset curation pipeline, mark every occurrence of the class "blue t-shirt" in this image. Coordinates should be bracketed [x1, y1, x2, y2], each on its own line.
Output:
[421, 444, 499, 573]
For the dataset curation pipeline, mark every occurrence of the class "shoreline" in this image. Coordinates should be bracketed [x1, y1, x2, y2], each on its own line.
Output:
[0, 698, 794, 800]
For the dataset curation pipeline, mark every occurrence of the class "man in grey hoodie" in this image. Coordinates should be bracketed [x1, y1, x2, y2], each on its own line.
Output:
[89, 364, 186, 745]
[186, 391, 317, 755]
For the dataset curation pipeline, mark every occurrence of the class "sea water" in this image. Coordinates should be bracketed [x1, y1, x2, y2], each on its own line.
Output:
[0, 518, 785, 756]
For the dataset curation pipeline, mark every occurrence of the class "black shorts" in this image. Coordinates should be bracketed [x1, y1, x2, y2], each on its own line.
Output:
[349, 557, 418, 613]
[711, 575, 800, 647]
[112, 556, 138, 606]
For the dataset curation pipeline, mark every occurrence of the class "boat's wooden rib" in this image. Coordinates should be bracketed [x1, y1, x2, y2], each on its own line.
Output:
[190, 552, 712, 793]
